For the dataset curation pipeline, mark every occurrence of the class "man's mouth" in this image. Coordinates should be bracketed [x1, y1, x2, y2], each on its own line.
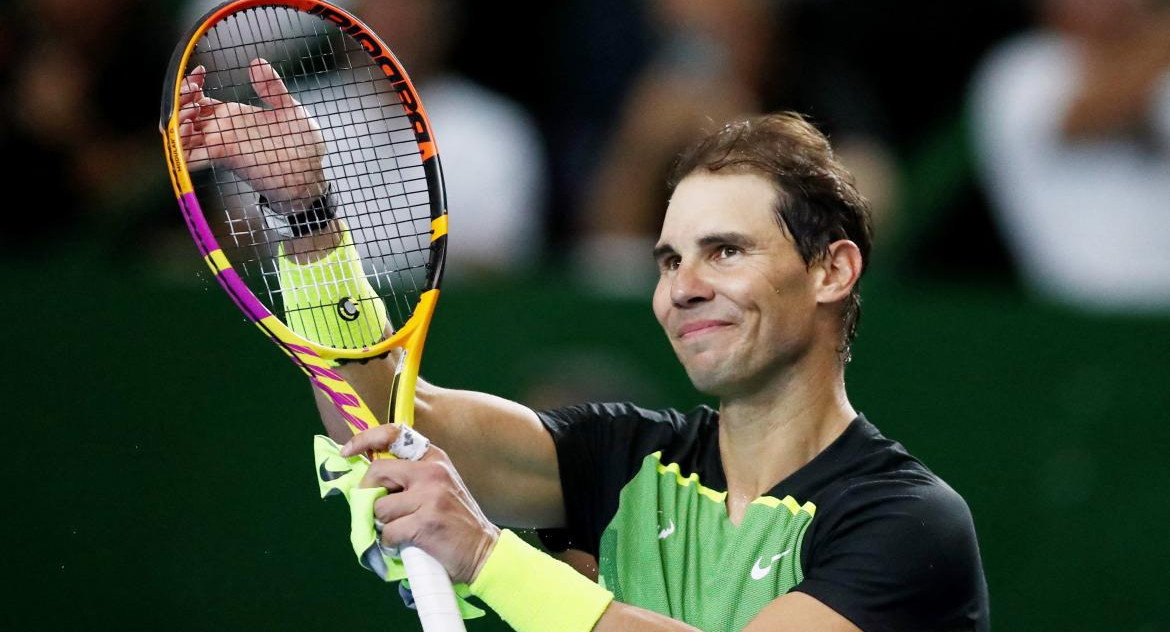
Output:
[677, 320, 733, 339]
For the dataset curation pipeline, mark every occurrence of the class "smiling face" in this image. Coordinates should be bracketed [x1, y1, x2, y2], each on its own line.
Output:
[652, 171, 822, 397]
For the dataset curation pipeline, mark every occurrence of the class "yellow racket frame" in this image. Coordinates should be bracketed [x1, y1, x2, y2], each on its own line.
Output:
[160, 0, 448, 435]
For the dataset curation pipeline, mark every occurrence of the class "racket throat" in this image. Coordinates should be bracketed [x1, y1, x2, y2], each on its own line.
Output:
[387, 348, 414, 427]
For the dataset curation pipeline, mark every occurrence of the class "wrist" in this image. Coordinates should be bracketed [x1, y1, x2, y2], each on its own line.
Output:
[469, 524, 501, 584]
[259, 183, 336, 237]
[277, 220, 389, 348]
[469, 529, 613, 632]
[283, 218, 343, 264]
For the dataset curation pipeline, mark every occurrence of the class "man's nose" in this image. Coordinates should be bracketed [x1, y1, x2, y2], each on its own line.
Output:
[671, 261, 715, 307]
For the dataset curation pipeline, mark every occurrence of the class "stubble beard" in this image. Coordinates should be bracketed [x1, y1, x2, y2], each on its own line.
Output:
[677, 342, 745, 398]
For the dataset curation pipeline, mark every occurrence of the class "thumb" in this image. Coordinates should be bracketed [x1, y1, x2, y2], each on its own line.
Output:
[248, 58, 296, 110]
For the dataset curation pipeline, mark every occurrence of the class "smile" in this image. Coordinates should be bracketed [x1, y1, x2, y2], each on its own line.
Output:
[677, 320, 733, 339]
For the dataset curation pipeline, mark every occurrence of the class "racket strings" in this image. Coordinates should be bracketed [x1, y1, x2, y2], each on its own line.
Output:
[186, 6, 435, 350]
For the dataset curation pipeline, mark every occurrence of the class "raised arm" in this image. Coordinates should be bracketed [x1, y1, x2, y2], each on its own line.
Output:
[179, 59, 565, 531]
[312, 350, 565, 530]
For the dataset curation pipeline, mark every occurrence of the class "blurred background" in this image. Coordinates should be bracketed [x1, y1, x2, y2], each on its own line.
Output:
[3, 0, 1169, 629]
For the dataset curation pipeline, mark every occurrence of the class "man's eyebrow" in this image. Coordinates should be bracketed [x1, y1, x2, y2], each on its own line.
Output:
[653, 233, 758, 261]
[697, 232, 757, 249]
[652, 243, 677, 261]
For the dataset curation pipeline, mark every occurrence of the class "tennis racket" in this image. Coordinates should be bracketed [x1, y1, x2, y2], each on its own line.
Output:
[159, 2, 461, 630]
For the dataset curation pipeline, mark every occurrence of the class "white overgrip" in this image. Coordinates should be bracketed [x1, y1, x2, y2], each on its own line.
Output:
[401, 545, 466, 632]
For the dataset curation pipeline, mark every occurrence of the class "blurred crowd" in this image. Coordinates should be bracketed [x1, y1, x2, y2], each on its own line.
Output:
[2, 0, 1168, 314]
[972, 0, 1170, 312]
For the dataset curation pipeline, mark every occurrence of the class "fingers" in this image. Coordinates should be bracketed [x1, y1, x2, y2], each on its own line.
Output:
[180, 65, 205, 100]
[179, 65, 206, 116]
[374, 490, 447, 555]
[248, 58, 296, 111]
[178, 66, 216, 150]
[179, 119, 196, 142]
[359, 453, 449, 492]
[372, 475, 499, 583]
[359, 457, 411, 492]
[390, 425, 431, 461]
[355, 437, 496, 583]
[179, 118, 211, 168]
[378, 512, 423, 554]
[374, 488, 423, 526]
[179, 117, 200, 148]
[342, 423, 405, 457]
[342, 423, 436, 461]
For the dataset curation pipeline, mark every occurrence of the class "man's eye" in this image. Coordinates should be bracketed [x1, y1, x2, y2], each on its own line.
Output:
[659, 257, 680, 272]
[718, 245, 740, 259]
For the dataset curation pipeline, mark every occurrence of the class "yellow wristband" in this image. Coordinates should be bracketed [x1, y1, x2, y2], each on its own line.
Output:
[277, 220, 389, 349]
[469, 529, 614, 632]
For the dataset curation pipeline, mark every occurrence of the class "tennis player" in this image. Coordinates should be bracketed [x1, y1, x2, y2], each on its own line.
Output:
[330, 113, 988, 632]
[182, 64, 988, 630]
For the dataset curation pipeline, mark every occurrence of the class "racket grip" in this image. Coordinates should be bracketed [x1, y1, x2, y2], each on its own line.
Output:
[401, 545, 466, 632]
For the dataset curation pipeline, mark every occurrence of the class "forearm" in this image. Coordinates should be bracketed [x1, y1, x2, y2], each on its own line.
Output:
[597, 589, 859, 632]
[287, 217, 562, 527]
[312, 343, 563, 527]
[290, 217, 391, 443]
[592, 603, 702, 632]
[311, 353, 395, 443]
[415, 381, 564, 528]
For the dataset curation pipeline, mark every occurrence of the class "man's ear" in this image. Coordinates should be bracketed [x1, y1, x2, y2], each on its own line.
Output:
[814, 240, 863, 306]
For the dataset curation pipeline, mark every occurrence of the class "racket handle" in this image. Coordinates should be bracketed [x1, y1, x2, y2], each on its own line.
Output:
[401, 545, 466, 632]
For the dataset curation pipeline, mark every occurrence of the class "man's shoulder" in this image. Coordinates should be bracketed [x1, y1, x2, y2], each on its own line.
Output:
[826, 462, 977, 545]
[808, 416, 973, 524]
[537, 401, 717, 436]
[794, 418, 989, 632]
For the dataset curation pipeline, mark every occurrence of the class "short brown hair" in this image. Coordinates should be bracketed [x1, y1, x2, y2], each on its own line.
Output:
[668, 112, 873, 363]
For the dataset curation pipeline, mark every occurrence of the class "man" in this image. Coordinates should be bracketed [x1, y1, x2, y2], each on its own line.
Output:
[180, 62, 988, 631]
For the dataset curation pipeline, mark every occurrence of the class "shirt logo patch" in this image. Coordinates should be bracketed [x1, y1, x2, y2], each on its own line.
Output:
[750, 549, 792, 581]
[658, 519, 676, 540]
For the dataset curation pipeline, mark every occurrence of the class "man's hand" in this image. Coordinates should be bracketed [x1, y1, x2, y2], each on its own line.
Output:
[178, 58, 327, 212]
[343, 424, 501, 584]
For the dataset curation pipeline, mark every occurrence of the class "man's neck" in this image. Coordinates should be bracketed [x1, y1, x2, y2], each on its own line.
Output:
[716, 348, 856, 524]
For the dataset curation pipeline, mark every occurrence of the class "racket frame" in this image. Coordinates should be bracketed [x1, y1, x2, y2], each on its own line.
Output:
[161, 6, 466, 630]
[160, 0, 449, 435]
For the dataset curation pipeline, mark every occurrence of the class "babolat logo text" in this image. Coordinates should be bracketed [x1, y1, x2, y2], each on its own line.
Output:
[306, 4, 431, 144]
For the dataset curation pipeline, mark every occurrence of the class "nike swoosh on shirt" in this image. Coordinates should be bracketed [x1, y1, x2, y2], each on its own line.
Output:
[750, 549, 793, 580]
[658, 519, 676, 539]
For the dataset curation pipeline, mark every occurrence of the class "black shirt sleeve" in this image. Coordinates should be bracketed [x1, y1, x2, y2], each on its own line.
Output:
[534, 402, 707, 557]
[794, 473, 989, 632]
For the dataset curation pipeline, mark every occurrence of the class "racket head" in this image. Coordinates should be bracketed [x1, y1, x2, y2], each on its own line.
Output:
[161, 0, 447, 362]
